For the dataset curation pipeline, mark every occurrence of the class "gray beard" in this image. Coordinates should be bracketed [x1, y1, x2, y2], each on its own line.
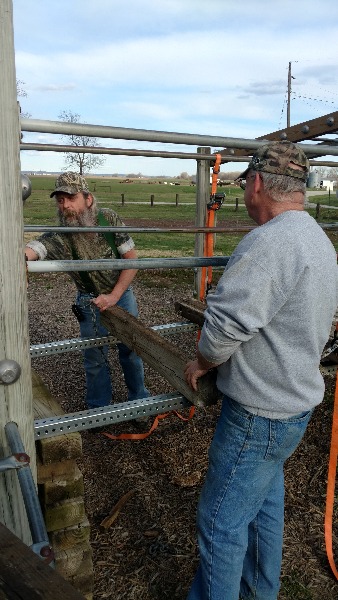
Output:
[58, 205, 96, 228]
[58, 206, 98, 252]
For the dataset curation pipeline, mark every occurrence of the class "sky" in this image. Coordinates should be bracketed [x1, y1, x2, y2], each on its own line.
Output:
[12, 0, 338, 177]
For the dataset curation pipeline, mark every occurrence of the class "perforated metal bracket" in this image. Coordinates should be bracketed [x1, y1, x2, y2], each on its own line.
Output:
[0, 452, 29, 473]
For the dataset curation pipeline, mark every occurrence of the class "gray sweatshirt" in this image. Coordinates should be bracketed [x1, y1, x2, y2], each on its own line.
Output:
[199, 211, 338, 418]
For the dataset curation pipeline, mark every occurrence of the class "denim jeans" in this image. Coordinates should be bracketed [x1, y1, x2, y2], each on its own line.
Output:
[187, 395, 312, 600]
[76, 287, 149, 408]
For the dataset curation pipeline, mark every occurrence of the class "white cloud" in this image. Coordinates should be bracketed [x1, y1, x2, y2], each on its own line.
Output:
[13, 0, 338, 175]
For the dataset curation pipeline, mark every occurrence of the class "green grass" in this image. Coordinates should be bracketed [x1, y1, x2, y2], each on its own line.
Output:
[24, 176, 338, 257]
[23, 176, 250, 256]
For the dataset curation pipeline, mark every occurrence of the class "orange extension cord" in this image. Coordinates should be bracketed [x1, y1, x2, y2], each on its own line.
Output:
[325, 325, 338, 580]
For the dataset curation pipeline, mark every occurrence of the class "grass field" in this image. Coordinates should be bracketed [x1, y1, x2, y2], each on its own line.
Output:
[23, 175, 338, 260]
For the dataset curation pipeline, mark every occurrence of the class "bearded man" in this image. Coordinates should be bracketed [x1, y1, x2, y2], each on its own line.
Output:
[25, 172, 149, 409]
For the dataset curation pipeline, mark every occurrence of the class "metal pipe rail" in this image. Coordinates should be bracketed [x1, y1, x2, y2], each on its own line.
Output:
[4, 422, 54, 564]
[27, 256, 230, 273]
[20, 142, 338, 167]
[24, 225, 254, 234]
[23, 223, 338, 235]
[20, 118, 338, 156]
[21, 143, 229, 162]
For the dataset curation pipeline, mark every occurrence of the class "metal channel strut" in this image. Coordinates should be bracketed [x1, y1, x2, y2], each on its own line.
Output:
[30, 322, 198, 358]
[34, 393, 192, 440]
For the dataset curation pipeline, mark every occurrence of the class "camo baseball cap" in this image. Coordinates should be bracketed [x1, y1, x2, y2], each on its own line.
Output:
[50, 172, 90, 198]
[237, 141, 309, 182]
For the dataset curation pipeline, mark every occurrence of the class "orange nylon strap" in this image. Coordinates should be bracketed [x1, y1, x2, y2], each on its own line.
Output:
[101, 405, 195, 441]
[199, 153, 222, 302]
[210, 153, 222, 196]
[325, 339, 338, 580]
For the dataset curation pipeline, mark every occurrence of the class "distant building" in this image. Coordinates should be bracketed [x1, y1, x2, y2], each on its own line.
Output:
[320, 179, 334, 191]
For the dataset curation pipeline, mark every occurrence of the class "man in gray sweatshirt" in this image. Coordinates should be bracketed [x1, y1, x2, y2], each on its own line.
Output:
[184, 141, 338, 600]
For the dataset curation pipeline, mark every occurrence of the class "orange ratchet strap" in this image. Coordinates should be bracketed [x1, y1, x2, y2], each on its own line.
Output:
[325, 324, 338, 580]
[101, 405, 195, 441]
[199, 153, 224, 302]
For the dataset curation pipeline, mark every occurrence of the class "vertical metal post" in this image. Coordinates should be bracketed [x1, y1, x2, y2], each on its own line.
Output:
[194, 147, 210, 299]
[0, 0, 36, 545]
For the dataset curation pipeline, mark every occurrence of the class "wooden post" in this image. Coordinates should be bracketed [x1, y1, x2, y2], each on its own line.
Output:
[0, 0, 36, 544]
[175, 193, 179, 206]
[194, 147, 210, 299]
[121, 193, 125, 206]
[235, 197, 239, 211]
[150, 194, 154, 207]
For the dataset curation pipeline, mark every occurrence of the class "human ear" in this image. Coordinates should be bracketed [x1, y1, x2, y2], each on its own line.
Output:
[253, 172, 262, 193]
[86, 193, 94, 208]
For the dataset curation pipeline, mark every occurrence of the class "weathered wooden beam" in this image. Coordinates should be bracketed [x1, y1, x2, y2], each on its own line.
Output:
[101, 306, 220, 407]
[0, 0, 36, 545]
[0, 523, 85, 599]
[175, 299, 206, 327]
[32, 370, 93, 599]
[221, 110, 338, 159]
[257, 110, 338, 144]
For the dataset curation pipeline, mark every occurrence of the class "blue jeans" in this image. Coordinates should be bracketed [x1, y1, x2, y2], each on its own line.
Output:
[76, 287, 149, 408]
[187, 395, 312, 600]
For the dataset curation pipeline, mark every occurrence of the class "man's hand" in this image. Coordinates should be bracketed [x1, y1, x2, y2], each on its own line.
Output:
[184, 360, 210, 392]
[92, 293, 119, 312]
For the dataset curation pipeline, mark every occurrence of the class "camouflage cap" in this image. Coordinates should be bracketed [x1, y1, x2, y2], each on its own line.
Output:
[237, 141, 309, 182]
[50, 172, 90, 198]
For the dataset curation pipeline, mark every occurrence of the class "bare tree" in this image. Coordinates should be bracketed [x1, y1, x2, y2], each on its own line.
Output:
[16, 79, 31, 118]
[58, 110, 106, 175]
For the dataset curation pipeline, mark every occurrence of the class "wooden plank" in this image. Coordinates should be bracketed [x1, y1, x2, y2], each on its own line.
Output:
[37, 458, 80, 484]
[38, 467, 84, 505]
[44, 498, 86, 533]
[0, 522, 85, 599]
[175, 299, 206, 327]
[101, 306, 220, 407]
[220, 110, 338, 159]
[257, 110, 338, 143]
[48, 520, 91, 551]
[32, 369, 65, 419]
[53, 544, 93, 580]
[36, 434, 83, 465]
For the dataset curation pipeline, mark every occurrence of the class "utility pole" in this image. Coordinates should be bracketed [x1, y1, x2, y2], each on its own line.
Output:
[287, 61, 292, 128]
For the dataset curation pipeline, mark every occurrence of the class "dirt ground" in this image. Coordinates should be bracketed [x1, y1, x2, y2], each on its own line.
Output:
[27, 262, 338, 600]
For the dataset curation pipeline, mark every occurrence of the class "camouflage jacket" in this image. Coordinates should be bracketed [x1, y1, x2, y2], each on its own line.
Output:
[27, 208, 135, 295]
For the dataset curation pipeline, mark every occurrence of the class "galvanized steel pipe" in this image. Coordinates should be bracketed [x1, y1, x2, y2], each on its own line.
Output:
[19, 143, 338, 166]
[21, 118, 338, 156]
[4, 422, 52, 560]
[27, 256, 230, 273]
